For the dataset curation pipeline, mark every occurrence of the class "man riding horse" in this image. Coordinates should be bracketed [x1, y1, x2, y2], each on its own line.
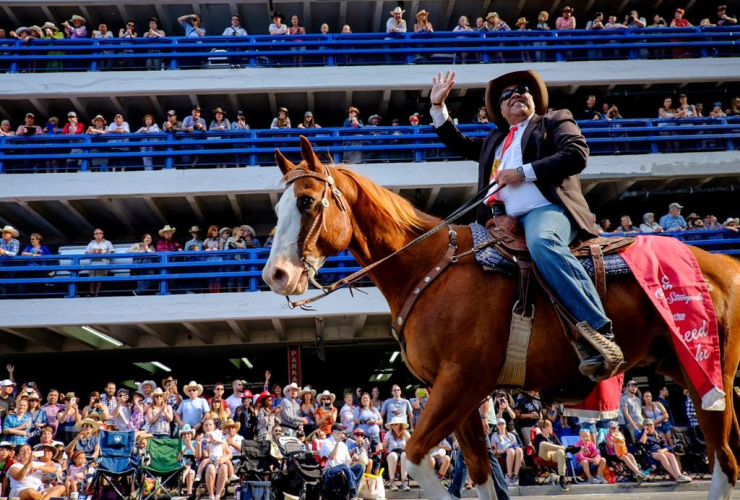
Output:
[430, 69, 622, 380]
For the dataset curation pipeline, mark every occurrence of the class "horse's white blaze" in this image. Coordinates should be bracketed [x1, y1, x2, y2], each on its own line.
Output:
[708, 452, 733, 500]
[406, 455, 456, 500]
[475, 476, 497, 500]
[262, 188, 305, 294]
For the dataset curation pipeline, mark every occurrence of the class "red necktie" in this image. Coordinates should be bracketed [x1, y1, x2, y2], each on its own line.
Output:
[485, 126, 518, 205]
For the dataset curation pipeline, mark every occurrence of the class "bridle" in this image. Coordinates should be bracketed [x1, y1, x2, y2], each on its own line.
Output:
[282, 163, 349, 290]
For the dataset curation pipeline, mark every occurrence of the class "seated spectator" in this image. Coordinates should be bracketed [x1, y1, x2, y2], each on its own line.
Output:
[491, 418, 522, 486]
[414, 10, 433, 32]
[194, 416, 231, 498]
[473, 107, 489, 124]
[0, 120, 14, 136]
[710, 102, 727, 118]
[382, 417, 410, 491]
[586, 12, 604, 29]
[16, 113, 42, 136]
[210, 108, 231, 131]
[8, 443, 65, 500]
[603, 420, 648, 482]
[677, 94, 697, 118]
[659, 202, 688, 231]
[0, 226, 20, 259]
[183, 106, 206, 132]
[514, 389, 541, 446]
[575, 429, 606, 483]
[297, 111, 321, 129]
[454, 16, 472, 31]
[556, 6, 576, 29]
[136, 114, 162, 171]
[66, 418, 100, 460]
[185, 226, 203, 251]
[320, 424, 365, 498]
[163, 110, 183, 132]
[270, 108, 291, 129]
[430, 438, 451, 478]
[387, 7, 407, 33]
[84, 228, 114, 297]
[241, 225, 261, 248]
[723, 218, 739, 232]
[717, 5, 738, 26]
[223, 15, 248, 36]
[613, 215, 638, 233]
[232, 111, 250, 131]
[638, 419, 690, 482]
[651, 15, 667, 27]
[533, 419, 572, 490]
[269, 12, 288, 35]
[156, 225, 183, 252]
[726, 96, 740, 117]
[62, 15, 87, 39]
[178, 14, 205, 37]
[639, 213, 663, 233]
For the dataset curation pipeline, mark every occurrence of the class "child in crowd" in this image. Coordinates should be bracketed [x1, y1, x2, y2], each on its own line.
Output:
[179, 425, 196, 494]
[65, 450, 87, 499]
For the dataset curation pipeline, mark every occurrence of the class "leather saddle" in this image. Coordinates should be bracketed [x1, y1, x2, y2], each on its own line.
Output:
[485, 215, 635, 301]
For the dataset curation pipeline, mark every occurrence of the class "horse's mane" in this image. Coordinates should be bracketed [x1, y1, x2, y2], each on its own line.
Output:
[284, 164, 434, 233]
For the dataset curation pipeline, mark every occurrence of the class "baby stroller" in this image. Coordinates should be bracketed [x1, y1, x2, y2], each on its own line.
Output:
[274, 436, 322, 500]
[236, 440, 275, 481]
[91, 430, 136, 500]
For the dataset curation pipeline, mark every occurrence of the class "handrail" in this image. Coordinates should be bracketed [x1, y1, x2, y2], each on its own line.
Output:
[0, 231, 737, 299]
[1, 118, 737, 173]
[1, 26, 738, 72]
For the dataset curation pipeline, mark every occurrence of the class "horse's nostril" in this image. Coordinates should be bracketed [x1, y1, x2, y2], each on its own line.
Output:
[274, 269, 285, 282]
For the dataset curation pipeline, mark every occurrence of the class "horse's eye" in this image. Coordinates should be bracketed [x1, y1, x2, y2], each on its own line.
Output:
[299, 196, 314, 211]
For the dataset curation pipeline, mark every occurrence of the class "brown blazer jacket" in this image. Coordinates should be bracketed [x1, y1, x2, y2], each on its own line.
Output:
[435, 109, 597, 239]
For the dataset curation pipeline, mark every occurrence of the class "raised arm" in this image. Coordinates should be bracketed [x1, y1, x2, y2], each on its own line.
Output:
[430, 70, 484, 161]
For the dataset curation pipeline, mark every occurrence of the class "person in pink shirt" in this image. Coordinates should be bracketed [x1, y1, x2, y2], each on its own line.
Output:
[556, 6, 576, 29]
[575, 429, 606, 483]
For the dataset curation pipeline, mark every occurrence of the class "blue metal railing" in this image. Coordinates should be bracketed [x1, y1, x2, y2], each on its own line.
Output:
[1, 117, 738, 174]
[0, 27, 738, 72]
[0, 231, 738, 299]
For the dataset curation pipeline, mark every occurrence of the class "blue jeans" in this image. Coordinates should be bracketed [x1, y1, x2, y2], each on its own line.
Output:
[324, 463, 365, 498]
[448, 440, 509, 500]
[519, 204, 609, 331]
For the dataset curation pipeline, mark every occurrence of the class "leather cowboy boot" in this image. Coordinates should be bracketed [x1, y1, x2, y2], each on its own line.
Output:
[575, 324, 623, 381]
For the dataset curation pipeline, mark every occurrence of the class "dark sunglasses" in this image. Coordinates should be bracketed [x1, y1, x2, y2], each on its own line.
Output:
[499, 85, 531, 105]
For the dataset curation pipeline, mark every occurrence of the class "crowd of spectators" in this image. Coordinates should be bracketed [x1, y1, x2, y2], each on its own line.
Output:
[2, 4, 735, 46]
[595, 202, 739, 235]
[0, 364, 706, 499]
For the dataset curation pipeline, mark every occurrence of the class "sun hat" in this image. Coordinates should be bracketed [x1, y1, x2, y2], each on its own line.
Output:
[167, 110, 177, 116]
[626, 380, 638, 386]
[0, 379, 16, 387]
[390, 7, 405, 15]
[0, 226, 18, 238]
[151, 387, 165, 396]
[212, 107, 226, 116]
[416, 10, 428, 18]
[25, 112, 35, 119]
[183, 381, 204, 396]
[318, 390, 336, 404]
[331, 423, 345, 432]
[27, 392, 40, 400]
[158, 225, 176, 236]
[348, 106, 360, 115]
[240, 225, 256, 238]
[0, 441, 14, 449]
[304, 111, 313, 117]
[298, 386, 316, 399]
[368, 114, 381, 123]
[139, 380, 157, 392]
[135, 432, 153, 444]
[516, 17, 528, 27]
[385, 416, 409, 429]
[70, 15, 86, 24]
[219, 227, 231, 236]
[221, 419, 241, 432]
[75, 418, 101, 433]
[284, 383, 300, 394]
[279, 107, 288, 114]
[486, 12, 498, 20]
[256, 391, 273, 407]
[686, 213, 699, 220]
[723, 218, 737, 227]
[643, 418, 654, 426]
[15, 27, 31, 36]
[41, 22, 59, 31]
[669, 202, 683, 210]
[497, 418, 506, 425]
[33, 443, 57, 454]
[485, 69, 548, 131]
[92, 114, 106, 124]
[179, 424, 194, 436]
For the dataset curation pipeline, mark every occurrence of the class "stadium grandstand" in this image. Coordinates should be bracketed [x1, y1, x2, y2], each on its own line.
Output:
[0, 1, 738, 489]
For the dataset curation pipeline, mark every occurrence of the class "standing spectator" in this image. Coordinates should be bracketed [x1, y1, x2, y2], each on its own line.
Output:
[185, 226, 203, 251]
[269, 12, 289, 35]
[684, 389, 698, 430]
[582, 95, 599, 120]
[62, 15, 87, 39]
[218, 228, 231, 249]
[56, 393, 81, 443]
[671, 8, 693, 28]
[298, 388, 317, 436]
[111, 388, 132, 431]
[414, 10, 433, 32]
[209, 108, 231, 131]
[556, 7, 576, 29]
[639, 213, 663, 233]
[586, 12, 604, 29]
[536, 11, 550, 30]
[136, 115, 161, 170]
[177, 14, 205, 37]
[686, 212, 701, 229]
[99, 383, 117, 427]
[473, 107, 489, 124]
[127, 233, 156, 295]
[84, 228, 114, 297]
[677, 94, 697, 118]
[86, 115, 107, 134]
[225, 379, 245, 417]
[163, 110, 183, 132]
[117, 19, 137, 70]
[176, 381, 209, 431]
[651, 15, 667, 27]
[255, 393, 278, 440]
[339, 393, 355, 433]
[143, 18, 165, 71]
[320, 23, 329, 35]
[156, 225, 182, 252]
[409, 114, 420, 126]
[107, 113, 131, 171]
[0, 120, 14, 137]
[315, 391, 337, 436]
[613, 215, 638, 233]
[0, 379, 15, 418]
[92, 24, 114, 69]
[717, 5, 738, 25]
[241, 225, 261, 248]
[223, 15, 248, 36]
[270, 108, 291, 129]
[279, 383, 305, 436]
[726, 96, 740, 116]
[659, 202, 688, 231]
[234, 392, 256, 440]
[41, 390, 63, 436]
[410, 388, 427, 428]
[620, 380, 643, 442]
[453, 16, 472, 32]
[342, 106, 364, 164]
[232, 111, 250, 131]
[603, 103, 622, 120]
[513, 390, 541, 446]
[288, 15, 306, 65]
[4, 398, 32, 446]
[16, 113, 42, 136]
[354, 392, 382, 463]
[475, 17, 486, 31]
[0, 226, 20, 260]
[380, 385, 413, 428]
[642, 390, 673, 446]
[183, 106, 206, 165]
[387, 7, 407, 33]
[297, 111, 321, 129]
[146, 388, 173, 438]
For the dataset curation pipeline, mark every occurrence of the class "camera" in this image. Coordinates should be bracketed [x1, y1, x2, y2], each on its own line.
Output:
[94, 398, 100, 404]
[627, 15, 635, 23]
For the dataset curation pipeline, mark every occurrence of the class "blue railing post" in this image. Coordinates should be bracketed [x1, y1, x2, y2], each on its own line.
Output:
[158, 254, 169, 295]
[80, 136, 90, 172]
[0, 136, 5, 174]
[249, 130, 257, 166]
[165, 132, 175, 169]
[646, 120, 659, 154]
[90, 38, 99, 71]
[67, 256, 79, 298]
[721, 118, 735, 150]
[413, 126, 422, 163]
[170, 38, 179, 70]
[9, 39, 20, 73]
[327, 35, 335, 66]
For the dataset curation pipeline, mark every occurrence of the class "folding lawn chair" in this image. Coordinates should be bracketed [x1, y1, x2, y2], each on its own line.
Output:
[91, 430, 136, 500]
[139, 438, 184, 500]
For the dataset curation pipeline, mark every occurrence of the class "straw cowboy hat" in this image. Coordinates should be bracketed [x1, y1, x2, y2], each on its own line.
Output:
[151, 387, 165, 396]
[212, 107, 226, 116]
[75, 418, 101, 433]
[139, 380, 157, 392]
[283, 383, 300, 394]
[390, 6, 405, 15]
[41, 22, 59, 31]
[221, 419, 241, 432]
[188, 226, 201, 234]
[27, 392, 40, 401]
[33, 443, 57, 455]
[317, 390, 336, 404]
[1, 226, 19, 238]
[183, 380, 204, 396]
[240, 225, 256, 238]
[298, 386, 316, 399]
[416, 10, 429, 18]
[485, 69, 548, 131]
[15, 27, 31, 36]
[70, 15, 87, 24]
[385, 416, 409, 429]
[92, 114, 107, 125]
[158, 225, 176, 236]
[135, 432, 154, 444]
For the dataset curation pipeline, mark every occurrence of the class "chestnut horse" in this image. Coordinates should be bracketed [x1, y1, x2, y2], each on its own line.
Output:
[263, 137, 740, 500]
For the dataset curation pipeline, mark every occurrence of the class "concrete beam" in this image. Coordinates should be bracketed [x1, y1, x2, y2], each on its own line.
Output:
[226, 319, 250, 341]
[69, 97, 89, 122]
[442, 0, 456, 28]
[182, 321, 213, 344]
[60, 200, 96, 232]
[0, 327, 63, 351]
[228, 194, 243, 220]
[424, 186, 441, 212]
[100, 324, 140, 347]
[0, 332, 25, 352]
[1, 6, 20, 26]
[272, 318, 287, 341]
[3, 60, 737, 99]
[339, 1, 347, 27]
[100, 198, 138, 238]
[379, 89, 392, 120]
[137, 323, 176, 346]
[148, 96, 165, 119]
[186, 195, 205, 224]
[372, 2, 384, 32]
[352, 315, 367, 337]
[15, 201, 69, 242]
[144, 197, 168, 227]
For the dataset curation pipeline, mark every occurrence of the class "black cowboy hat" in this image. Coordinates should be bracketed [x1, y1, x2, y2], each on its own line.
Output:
[485, 69, 548, 131]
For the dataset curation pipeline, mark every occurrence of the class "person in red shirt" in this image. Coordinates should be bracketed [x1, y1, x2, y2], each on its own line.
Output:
[0, 441, 16, 496]
[155, 225, 183, 252]
[62, 111, 84, 134]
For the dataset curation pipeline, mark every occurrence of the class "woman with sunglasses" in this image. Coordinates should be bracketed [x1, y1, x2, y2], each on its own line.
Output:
[491, 418, 523, 485]
[146, 388, 173, 438]
[638, 418, 690, 482]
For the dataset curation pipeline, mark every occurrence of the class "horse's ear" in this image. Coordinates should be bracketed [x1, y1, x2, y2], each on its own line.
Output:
[274, 148, 297, 176]
[299, 135, 322, 172]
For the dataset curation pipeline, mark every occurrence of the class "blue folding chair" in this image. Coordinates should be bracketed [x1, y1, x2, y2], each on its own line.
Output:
[91, 430, 137, 500]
